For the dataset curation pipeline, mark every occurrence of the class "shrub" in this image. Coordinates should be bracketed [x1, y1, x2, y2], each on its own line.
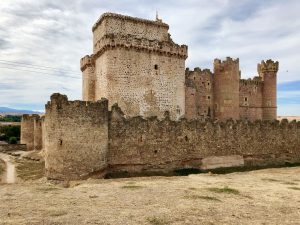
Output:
[9, 136, 17, 144]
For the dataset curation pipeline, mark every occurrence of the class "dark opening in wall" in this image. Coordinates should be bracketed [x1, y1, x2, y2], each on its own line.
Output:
[154, 64, 158, 70]
[59, 139, 62, 145]
[185, 136, 188, 142]
[244, 97, 248, 102]
[154, 150, 158, 154]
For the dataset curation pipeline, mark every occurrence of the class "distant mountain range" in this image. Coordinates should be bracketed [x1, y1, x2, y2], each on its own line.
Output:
[0, 107, 42, 115]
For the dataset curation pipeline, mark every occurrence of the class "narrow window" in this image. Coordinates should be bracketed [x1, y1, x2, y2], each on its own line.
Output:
[154, 64, 158, 70]
[244, 97, 248, 102]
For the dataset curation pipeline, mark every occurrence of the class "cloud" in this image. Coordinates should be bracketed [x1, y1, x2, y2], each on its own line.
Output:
[0, 0, 299, 115]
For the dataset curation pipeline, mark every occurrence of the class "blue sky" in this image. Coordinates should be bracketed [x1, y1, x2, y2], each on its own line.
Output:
[0, 0, 299, 115]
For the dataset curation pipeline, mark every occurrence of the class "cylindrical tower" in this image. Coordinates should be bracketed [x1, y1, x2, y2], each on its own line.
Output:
[80, 55, 95, 101]
[258, 59, 279, 120]
[213, 57, 240, 121]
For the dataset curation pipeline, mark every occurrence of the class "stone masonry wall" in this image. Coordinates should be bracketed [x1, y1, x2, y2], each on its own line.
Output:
[95, 48, 186, 120]
[239, 78, 263, 121]
[213, 57, 240, 121]
[185, 68, 214, 120]
[108, 105, 300, 174]
[21, 114, 42, 150]
[44, 93, 109, 180]
[82, 12, 187, 120]
[92, 13, 170, 52]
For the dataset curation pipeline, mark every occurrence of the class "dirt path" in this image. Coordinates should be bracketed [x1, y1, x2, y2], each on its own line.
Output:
[0, 167, 300, 224]
[0, 153, 16, 183]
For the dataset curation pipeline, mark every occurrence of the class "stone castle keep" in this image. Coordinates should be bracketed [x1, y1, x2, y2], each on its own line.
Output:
[20, 13, 300, 180]
[81, 13, 278, 121]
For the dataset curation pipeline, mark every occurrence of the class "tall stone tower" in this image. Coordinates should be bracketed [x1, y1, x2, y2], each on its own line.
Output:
[81, 13, 188, 120]
[258, 59, 279, 120]
[213, 57, 240, 120]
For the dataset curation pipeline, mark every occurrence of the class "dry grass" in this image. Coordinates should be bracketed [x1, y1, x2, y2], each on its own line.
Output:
[146, 216, 168, 225]
[0, 159, 5, 176]
[206, 186, 240, 195]
[16, 159, 44, 181]
[261, 178, 281, 182]
[184, 194, 221, 201]
[121, 184, 143, 189]
[0, 159, 5, 183]
[0, 167, 300, 224]
[47, 209, 68, 217]
[288, 187, 300, 191]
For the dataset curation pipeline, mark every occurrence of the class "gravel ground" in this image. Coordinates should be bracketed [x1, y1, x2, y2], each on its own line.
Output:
[0, 166, 300, 225]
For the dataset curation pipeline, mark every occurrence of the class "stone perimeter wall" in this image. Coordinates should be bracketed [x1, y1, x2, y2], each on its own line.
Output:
[44, 94, 300, 180]
[108, 105, 300, 174]
[44, 94, 109, 180]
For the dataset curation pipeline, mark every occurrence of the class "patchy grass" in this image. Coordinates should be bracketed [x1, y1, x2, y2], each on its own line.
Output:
[185, 194, 221, 202]
[16, 159, 44, 181]
[0, 159, 5, 177]
[89, 195, 99, 199]
[282, 181, 298, 185]
[147, 216, 168, 225]
[288, 187, 300, 191]
[121, 184, 143, 189]
[47, 210, 68, 217]
[261, 178, 281, 182]
[207, 186, 240, 195]
[188, 187, 198, 190]
[35, 186, 60, 193]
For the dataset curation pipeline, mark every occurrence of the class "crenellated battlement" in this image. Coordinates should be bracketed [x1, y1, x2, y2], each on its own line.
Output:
[214, 57, 239, 70]
[257, 59, 279, 73]
[80, 55, 94, 72]
[92, 12, 169, 32]
[93, 34, 188, 59]
[46, 93, 108, 114]
[240, 77, 263, 86]
[186, 67, 213, 76]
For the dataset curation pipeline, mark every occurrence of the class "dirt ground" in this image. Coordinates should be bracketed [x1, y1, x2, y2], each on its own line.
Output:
[0, 166, 300, 225]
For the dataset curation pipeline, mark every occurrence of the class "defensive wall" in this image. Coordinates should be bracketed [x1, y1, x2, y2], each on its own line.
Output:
[44, 94, 108, 180]
[20, 114, 44, 151]
[44, 93, 300, 180]
[185, 58, 278, 121]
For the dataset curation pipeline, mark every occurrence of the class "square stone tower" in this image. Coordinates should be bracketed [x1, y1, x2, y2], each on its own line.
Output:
[81, 13, 188, 120]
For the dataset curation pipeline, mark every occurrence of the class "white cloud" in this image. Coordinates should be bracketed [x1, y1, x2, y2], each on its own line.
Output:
[0, 0, 299, 114]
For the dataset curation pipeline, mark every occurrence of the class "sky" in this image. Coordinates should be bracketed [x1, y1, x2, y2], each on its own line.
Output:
[0, 0, 299, 115]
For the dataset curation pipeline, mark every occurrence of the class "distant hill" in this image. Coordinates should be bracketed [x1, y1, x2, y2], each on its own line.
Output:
[0, 107, 41, 115]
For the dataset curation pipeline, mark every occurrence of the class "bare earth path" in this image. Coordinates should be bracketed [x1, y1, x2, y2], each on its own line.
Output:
[0, 153, 16, 184]
[0, 167, 300, 225]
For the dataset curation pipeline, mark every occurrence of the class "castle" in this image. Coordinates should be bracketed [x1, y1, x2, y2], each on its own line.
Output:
[20, 13, 300, 181]
[80, 13, 278, 121]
